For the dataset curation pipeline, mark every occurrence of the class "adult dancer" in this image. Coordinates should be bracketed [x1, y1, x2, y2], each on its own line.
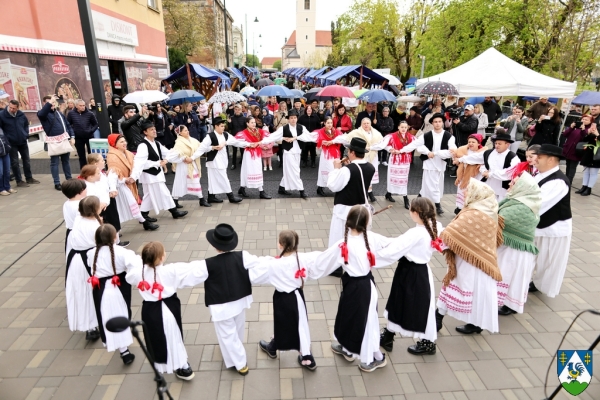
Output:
[450, 133, 485, 214]
[235, 117, 272, 199]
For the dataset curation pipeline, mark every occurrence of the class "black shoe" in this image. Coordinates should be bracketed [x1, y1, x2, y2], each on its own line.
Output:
[85, 328, 100, 341]
[581, 187, 592, 196]
[169, 208, 188, 219]
[120, 349, 135, 365]
[173, 199, 183, 209]
[238, 187, 249, 198]
[380, 327, 395, 352]
[498, 305, 517, 316]
[329, 267, 344, 278]
[141, 212, 158, 223]
[385, 192, 395, 202]
[435, 309, 444, 332]
[142, 220, 159, 231]
[575, 185, 588, 194]
[368, 191, 376, 202]
[301, 160, 307, 168]
[230, 164, 237, 170]
[175, 365, 195, 381]
[54, 184, 62, 191]
[117, 241, 130, 248]
[279, 162, 283, 168]
[311, 161, 316, 168]
[207, 194, 223, 203]
[528, 281, 539, 293]
[297, 354, 317, 371]
[278, 186, 291, 195]
[404, 196, 410, 210]
[259, 339, 277, 359]
[26, 178, 40, 184]
[435, 203, 444, 215]
[407, 339, 437, 355]
[16, 181, 29, 188]
[417, 193, 421, 197]
[259, 191, 272, 199]
[226, 192, 243, 203]
[299, 190, 308, 199]
[200, 197, 212, 207]
[316, 187, 325, 196]
[454, 207, 461, 215]
[456, 324, 482, 334]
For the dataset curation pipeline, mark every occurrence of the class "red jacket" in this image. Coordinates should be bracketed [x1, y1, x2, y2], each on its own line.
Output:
[333, 114, 352, 133]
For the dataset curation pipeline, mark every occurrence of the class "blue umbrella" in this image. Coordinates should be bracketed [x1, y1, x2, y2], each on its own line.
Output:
[255, 85, 295, 98]
[166, 90, 205, 105]
[466, 96, 485, 105]
[357, 89, 397, 103]
[289, 89, 305, 98]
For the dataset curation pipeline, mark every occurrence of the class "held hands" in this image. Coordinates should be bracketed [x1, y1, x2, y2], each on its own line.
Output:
[159, 160, 168, 167]
[482, 171, 490, 178]
[125, 177, 135, 184]
[283, 137, 296, 143]
[109, 191, 118, 198]
[183, 157, 193, 164]
[212, 144, 225, 151]
[428, 152, 435, 159]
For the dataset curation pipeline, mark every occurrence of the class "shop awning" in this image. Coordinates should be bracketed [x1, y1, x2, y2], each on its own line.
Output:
[164, 63, 231, 89]
[317, 65, 388, 86]
[227, 67, 246, 83]
[304, 66, 329, 84]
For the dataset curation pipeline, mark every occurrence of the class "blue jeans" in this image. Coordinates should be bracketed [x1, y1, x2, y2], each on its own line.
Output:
[0, 154, 10, 192]
[93, 129, 101, 139]
[50, 153, 72, 185]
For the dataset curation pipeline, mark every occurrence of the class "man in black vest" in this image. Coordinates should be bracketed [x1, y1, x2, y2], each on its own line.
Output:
[457, 130, 519, 201]
[130, 121, 187, 221]
[529, 144, 572, 297]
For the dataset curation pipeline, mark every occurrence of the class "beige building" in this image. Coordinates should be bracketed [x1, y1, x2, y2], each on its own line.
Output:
[282, 0, 332, 70]
[232, 25, 245, 67]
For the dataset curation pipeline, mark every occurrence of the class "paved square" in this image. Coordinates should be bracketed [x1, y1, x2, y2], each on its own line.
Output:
[0, 172, 599, 400]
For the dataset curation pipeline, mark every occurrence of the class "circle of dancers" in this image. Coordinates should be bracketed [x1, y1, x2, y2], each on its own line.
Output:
[60, 115, 572, 379]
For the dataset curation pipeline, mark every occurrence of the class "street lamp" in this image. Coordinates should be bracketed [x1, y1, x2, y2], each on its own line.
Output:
[245, 15, 258, 67]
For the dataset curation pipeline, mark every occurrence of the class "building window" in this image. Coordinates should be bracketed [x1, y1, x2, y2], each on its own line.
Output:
[305, 35, 308, 40]
[147, 0, 158, 10]
[306, 18, 308, 22]
[304, 0, 310, 10]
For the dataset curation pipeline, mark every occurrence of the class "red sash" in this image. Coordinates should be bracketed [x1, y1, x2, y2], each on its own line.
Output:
[236, 129, 263, 159]
[388, 132, 414, 164]
[316, 128, 341, 159]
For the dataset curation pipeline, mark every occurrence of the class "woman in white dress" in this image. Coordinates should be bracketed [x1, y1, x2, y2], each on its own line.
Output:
[234, 117, 272, 199]
[167, 125, 211, 207]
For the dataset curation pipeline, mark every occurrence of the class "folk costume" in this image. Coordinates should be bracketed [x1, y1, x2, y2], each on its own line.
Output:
[234, 127, 272, 199]
[63, 199, 80, 254]
[496, 172, 541, 314]
[453, 134, 485, 211]
[531, 145, 572, 298]
[166, 131, 210, 206]
[436, 179, 504, 334]
[299, 126, 343, 194]
[85, 171, 121, 233]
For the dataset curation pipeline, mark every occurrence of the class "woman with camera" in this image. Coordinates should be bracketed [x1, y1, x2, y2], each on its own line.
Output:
[173, 102, 202, 142]
[529, 106, 561, 147]
[562, 115, 592, 185]
[577, 122, 600, 196]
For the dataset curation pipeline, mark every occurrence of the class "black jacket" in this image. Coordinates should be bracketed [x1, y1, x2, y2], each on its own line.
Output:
[580, 134, 600, 168]
[0, 108, 29, 146]
[67, 108, 98, 139]
[375, 116, 395, 135]
[390, 110, 406, 128]
[530, 119, 561, 146]
[354, 110, 378, 129]
[454, 114, 479, 145]
[228, 114, 247, 135]
[298, 113, 322, 132]
[482, 101, 502, 123]
[121, 114, 144, 152]
[107, 96, 124, 133]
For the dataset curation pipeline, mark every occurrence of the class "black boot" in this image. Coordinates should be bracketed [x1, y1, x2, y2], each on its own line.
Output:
[238, 187, 249, 198]
[435, 309, 444, 332]
[454, 207, 461, 215]
[301, 160, 307, 168]
[278, 186, 291, 195]
[169, 208, 188, 219]
[207, 193, 223, 203]
[200, 197, 212, 207]
[259, 338, 277, 359]
[226, 192, 243, 203]
[259, 191, 272, 199]
[435, 203, 444, 215]
[142, 220, 159, 231]
[368, 191, 376, 202]
[385, 192, 395, 202]
[141, 211, 157, 223]
[575, 185, 588, 194]
[299, 190, 308, 199]
[403, 196, 410, 210]
[498, 305, 517, 316]
[380, 327, 395, 352]
[407, 339, 436, 355]
[581, 187, 592, 196]
[528, 281, 539, 293]
[316, 186, 325, 196]
[456, 324, 483, 334]
[173, 199, 183, 209]
[311, 160, 316, 168]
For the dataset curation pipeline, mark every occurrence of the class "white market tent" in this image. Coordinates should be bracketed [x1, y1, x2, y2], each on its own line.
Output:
[416, 48, 577, 98]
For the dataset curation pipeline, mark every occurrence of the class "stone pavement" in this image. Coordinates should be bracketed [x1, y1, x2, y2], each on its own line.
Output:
[0, 174, 599, 400]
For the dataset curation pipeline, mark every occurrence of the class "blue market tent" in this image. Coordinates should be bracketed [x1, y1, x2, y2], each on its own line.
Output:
[572, 91, 600, 105]
[304, 66, 330, 84]
[227, 67, 246, 83]
[522, 96, 559, 103]
[316, 65, 388, 87]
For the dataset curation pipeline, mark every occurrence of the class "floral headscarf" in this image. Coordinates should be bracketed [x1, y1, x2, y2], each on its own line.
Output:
[505, 172, 542, 215]
[464, 178, 499, 221]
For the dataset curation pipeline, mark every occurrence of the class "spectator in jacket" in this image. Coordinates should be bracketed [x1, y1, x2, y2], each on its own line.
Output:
[0, 127, 15, 196]
[562, 115, 592, 184]
[420, 97, 445, 118]
[354, 103, 378, 129]
[227, 104, 247, 169]
[0, 100, 39, 187]
[107, 95, 124, 133]
[390, 103, 407, 128]
[578, 123, 600, 196]
[473, 104, 489, 137]
[120, 105, 144, 152]
[589, 104, 600, 126]
[406, 106, 423, 133]
[266, 96, 279, 115]
[174, 102, 202, 142]
[65, 99, 76, 116]
[298, 105, 322, 168]
[526, 97, 552, 121]
[261, 108, 273, 132]
[150, 103, 175, 150]
[67, 100, 98, 168]
[452, 104, 479, 146]
[38, 95, 75, 190]
[375, 107, 395, 165]
[482, 96, 502, 123]
[530, 106, 561, 147]
[501, 105, 528, 152]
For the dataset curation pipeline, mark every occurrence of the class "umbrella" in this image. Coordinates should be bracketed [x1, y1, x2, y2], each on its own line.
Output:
[304, 88, 329, 102]
[357, 89, 396, 103]
[255, 85, 295, 98]
[166, 90, 206, 105]
[274, 78, 287, 85]
[289, 89, 305, 98]
[240, 86, 257, 95]
[255, 78, 274, 88]
[379, 73, 401, 86]
[416, 81, 459, 96]
[208, 91, 246, 104]
[353, 88, 369, 97]
[122, 90, 168, 104]
[316, 85, 355, 99]
[396, 95, 422, 102]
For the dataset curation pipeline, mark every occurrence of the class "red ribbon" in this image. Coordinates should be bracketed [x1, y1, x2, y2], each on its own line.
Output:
[431, 238, 444, 253]
[152, 282, 164, 300]
[367, 251, 376, 268]
[111, 275, 121, 287]
[339, 242, 349, 264]
[88, 275, 100, 289]
[295, 268, 306, 279]
[137, 280, 151, 291]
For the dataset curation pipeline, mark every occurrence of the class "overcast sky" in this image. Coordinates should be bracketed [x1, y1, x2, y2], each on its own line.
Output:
[224, 0, 355, 61]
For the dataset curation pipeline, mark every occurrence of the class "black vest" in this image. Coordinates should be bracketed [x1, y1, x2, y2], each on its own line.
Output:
[141, 141, 162, 176]
[419, 131, 452, 161]
[206, 131, 229, 162]
[333, 162, 376, 206]
[281, 124, 303, 151]
[537, 170, 572, 229]
[482, 149, 516, 189]
[204, 251, 252, 306]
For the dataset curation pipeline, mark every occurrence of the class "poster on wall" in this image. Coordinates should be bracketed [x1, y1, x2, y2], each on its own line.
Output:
[125, 62, 164, 92]
[0, 59, 13, 109]
[10, 64, 41, 112]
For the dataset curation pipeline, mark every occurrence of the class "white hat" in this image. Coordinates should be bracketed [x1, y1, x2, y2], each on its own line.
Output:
[464, 104, 474, 111]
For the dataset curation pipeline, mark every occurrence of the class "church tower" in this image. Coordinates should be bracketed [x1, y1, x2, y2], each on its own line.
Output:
[296, 0, 316, 62]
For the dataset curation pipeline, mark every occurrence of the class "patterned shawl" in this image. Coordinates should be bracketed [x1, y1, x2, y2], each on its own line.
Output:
[455, 145, 486, 190]
[106, 147, 139, 201]
[346, 127, 384, 163]
[316, 127, 342, 159]
[388, 131, 415, 164]
[235, 128, 265, 159]
[172, 136, 201, 178]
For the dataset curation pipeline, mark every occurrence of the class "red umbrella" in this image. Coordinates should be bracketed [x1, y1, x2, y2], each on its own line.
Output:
[316, 85, 356, 99]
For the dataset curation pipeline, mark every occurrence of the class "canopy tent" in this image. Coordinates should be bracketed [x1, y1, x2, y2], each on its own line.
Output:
[522, 96, 559, 103]
[163, 63, 232, 99]
[316, 65, 388, 88]
[570, 91, 600, 105]
[304, 66, 330, 84]
[227, 67, 246, 83]
[416, 48, 577, 98]
[405, 77, 418, 86]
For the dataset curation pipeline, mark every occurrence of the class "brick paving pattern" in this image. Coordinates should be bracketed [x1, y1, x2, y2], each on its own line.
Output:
[0, 169, 599, 400]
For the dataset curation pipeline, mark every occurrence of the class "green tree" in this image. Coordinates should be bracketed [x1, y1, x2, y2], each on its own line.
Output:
[272, 60, 282, 71]
[168, 47, 188, 72]
[245, 54, 261, 68]
[163, 0, 213, 57]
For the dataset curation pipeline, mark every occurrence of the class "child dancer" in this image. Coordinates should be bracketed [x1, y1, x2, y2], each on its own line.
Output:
[88, 224, 142, 364]
[125, 241, 204, 380]
[252, 230, 321, 370]
[377, 197, 444, 355]
[66, 195, 102, 341]
[61, 178, 87, 254]
[313, 205, 392, 372]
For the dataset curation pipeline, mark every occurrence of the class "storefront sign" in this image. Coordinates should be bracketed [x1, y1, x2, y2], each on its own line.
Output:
[158, 69, 168, 79]
[114, 79, 121, 89]
[147, 64, 153, 75]
[10, 64, 41, 111]
[92, 11, 139, 47]
[52, 57, 70, 75]
[84, 65, 110, 81]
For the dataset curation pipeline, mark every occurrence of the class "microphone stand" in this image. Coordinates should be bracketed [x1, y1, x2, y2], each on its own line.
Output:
[130, 323, 173, 400]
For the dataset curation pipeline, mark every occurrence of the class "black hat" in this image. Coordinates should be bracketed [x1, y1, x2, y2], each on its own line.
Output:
[345, 137, 368, 154]
[206, 224, 238, 251]
[140, 121, 155, 133]
[491, 132, 514, 143]
[430, 112, 446, 122]
[288, 109, 299, 117]
[410, 106, 420, 112]
[212, 116, 226, 126]
[537, 144, 564, 159]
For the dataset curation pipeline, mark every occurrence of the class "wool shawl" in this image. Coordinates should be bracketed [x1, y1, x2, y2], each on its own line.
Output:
[388, 131, 415, 164]
[316, 127, 341, 159]
[172, 136, 201, 179]
[236, 128, 264, 159]
[455, 145, 486, 190]
[106, 147, 139, 201]
[346, 127, 384, 163]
